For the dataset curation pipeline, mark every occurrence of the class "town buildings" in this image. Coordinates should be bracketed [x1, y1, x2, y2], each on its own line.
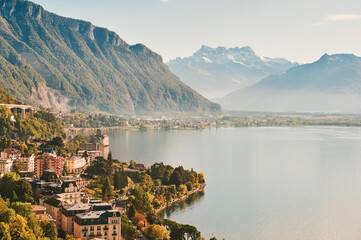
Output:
[82, 129, 109, 159]
[43, 198, 62, 228]
[61, 203, 91, 235]
[65, 156, 86, 174]
[78, 150, 102, 165]
[73, 209, 122, 240]
[0, 158, 13, 176]
[15, 154, 35, 172]
[34, 153, 64, 178]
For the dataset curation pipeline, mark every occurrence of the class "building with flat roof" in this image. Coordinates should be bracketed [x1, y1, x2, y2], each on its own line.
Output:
[15, 154, 35, 172]
[0, 158, 13, 176]
[1, 148, 21, 160]
[61, 203, 92, 235]
[44, 198, 63, 229]
[78, 150, 102, 165]
[81, 130, 109, 159]
[55, 180, 84, 205]
[34, 154, 63, 178]
[65, 156, 86, 174]
[73, 210, 121, 240]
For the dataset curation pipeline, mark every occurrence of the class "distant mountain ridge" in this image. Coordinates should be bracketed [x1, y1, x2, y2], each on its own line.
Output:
[0, 0, 221, 115]
[222, 53, 361, 113]
[167, 45, 297, 98]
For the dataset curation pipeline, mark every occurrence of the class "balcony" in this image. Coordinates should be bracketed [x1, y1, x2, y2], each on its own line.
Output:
[104, 227, 109, 230]
[82, 228, 88, 232]
[112, 232, 117, 236]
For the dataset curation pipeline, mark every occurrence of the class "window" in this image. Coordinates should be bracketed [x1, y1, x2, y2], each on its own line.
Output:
[97, 226, 101, 230]
[113, 225, 116, 230]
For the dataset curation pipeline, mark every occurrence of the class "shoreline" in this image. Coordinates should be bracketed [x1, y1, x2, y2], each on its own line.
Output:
[65, 124, 361, 133]
[155, 183, 206, 215]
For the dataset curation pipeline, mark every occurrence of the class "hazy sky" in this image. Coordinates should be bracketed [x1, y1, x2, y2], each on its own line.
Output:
[31, 0, 361, 63]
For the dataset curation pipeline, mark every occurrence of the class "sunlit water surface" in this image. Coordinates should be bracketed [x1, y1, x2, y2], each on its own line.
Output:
[108, 127, 361, 240]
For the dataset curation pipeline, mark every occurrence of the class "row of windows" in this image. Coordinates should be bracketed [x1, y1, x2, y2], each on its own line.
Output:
[83, 225, 116, 231]
[83, 231, 117, 238]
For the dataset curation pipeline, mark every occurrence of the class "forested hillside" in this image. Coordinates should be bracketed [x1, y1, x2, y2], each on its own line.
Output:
[0, 0, 221, 115]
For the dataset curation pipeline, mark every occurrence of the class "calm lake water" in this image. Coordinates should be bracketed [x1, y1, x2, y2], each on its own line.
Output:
[108, 127, 361, 240]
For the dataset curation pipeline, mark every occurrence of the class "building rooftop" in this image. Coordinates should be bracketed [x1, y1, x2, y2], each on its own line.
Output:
[76, 211, 106, 220]
[91, 203, 112, 211]
[32, 205, 46, 213]
[63, 203, 91, 212]
[75, 210, 120, 220]
[44, 198, 62, 208]
[3, 148, 21, 155]
[61, 180, 78, 192]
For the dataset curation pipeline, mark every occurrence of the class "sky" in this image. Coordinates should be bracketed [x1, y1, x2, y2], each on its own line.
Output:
[31, 0, 361, 64]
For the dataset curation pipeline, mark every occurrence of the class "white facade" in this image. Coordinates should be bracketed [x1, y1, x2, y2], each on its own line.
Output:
[0, 159, 13, 176]
[65, 156, 86, 174]
[78, 150, 102, 165]
[16, 154, 35, 172]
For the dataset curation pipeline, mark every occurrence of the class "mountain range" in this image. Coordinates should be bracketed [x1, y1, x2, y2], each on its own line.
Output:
[0, 0, 221, 115]
[167, 45, 297, 99]
[222, 54, 361, 113]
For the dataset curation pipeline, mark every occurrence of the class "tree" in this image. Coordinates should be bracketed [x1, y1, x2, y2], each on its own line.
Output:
[127, 204, 136, 219]
[131, 187, 153, 214]
[42, 221, 58, 240]
[129, 160, 136, 169]
[141, 174, 155, 192]
[10, 202, 32, 219]
[178, 184, 187, 195]
[9, 215, 36, 240]
[132, 212, 149, 229]
[183, 224, 201, 240]
[86, 157, 110, 177]
[15, 180, 34, 203]
[198, 173, 205, 184]
[114, 168, 128, 190]
[169, 171, 183, 187]
[48, 136, 64, 148]
[162, 219, 201, 240]
[101, 177, 114, 202]
[121, 215, 138, 240]
[0, 208, 15, 224]
[113, 170, 120, 190]
[0, 222, 11, 240]
[150, 163, 165, 180]
[13, 161, 26, 174]
[145, 224, 170, 240]
[0, 173, 34, 203]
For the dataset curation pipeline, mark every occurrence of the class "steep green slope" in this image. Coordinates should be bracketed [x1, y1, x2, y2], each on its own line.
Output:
[0, 87, 64, 139]
[0, 86, 22, 104]
[0, 0, 221, 115]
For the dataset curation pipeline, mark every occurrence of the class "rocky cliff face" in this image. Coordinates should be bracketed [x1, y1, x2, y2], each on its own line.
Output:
[0, 0, 221, 115]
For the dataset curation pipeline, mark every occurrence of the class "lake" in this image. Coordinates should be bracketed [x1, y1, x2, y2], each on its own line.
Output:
[108, 127, 361, 240]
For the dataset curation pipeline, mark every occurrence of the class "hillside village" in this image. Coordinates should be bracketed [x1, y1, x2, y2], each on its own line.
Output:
[0, 128, 125, 239]
[0, 90, 206, 240]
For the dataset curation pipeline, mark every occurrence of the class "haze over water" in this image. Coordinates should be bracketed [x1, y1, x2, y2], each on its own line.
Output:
[108, 127, 361, 239]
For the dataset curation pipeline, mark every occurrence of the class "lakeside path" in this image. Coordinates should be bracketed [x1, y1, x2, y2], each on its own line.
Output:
[156, 183, 206, 215]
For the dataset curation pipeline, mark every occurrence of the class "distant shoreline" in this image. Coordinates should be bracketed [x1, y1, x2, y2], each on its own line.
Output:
[155, 183, 206, 215]
[65, 124, 361, 136]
